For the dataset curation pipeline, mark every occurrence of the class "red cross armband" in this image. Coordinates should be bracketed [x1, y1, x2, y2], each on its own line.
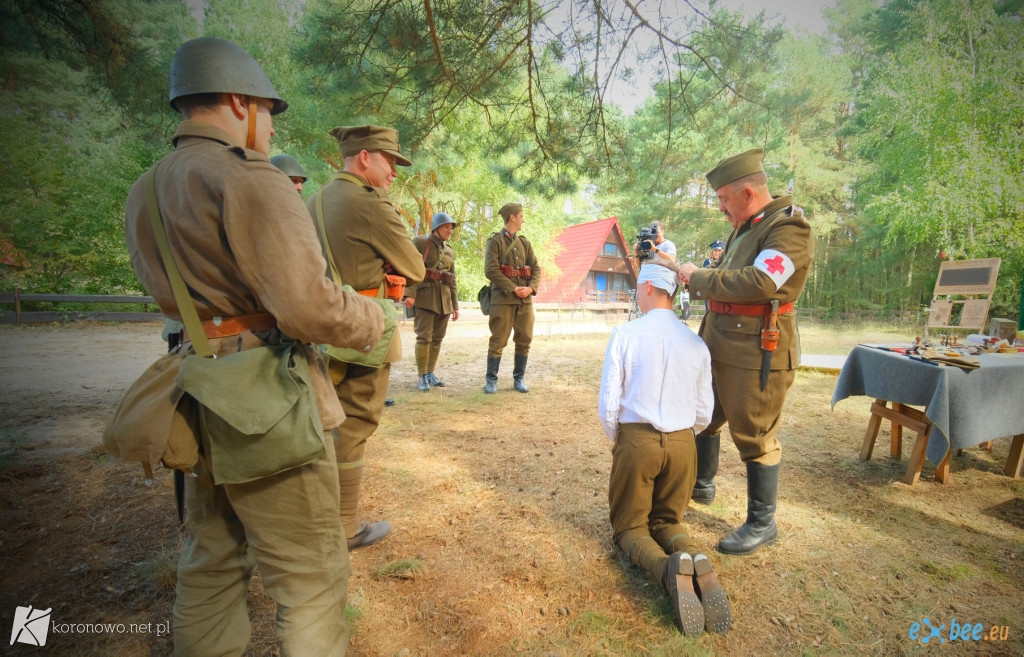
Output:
[754, 249, 795, 291]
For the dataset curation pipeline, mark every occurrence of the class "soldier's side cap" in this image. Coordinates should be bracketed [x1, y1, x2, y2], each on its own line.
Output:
[705, 148, 765, 191]
[169, 37, 287, 115]
[498, 203, 523, 221]
[330, 125, 412, 167]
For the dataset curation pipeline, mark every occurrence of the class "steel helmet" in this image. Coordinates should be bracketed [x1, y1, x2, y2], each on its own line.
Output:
[431, 212, 455, 232]
[169, 37, 287, 115]
[710, 239, 725, 250]
[270, 154, 307, 181]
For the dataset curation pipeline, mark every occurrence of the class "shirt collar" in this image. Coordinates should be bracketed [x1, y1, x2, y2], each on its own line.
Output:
[171, 120, 242, 149]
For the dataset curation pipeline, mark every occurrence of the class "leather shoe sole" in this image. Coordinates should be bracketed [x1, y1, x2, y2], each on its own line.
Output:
[693, 553, 731, 634]
[661, 552, 704, 636]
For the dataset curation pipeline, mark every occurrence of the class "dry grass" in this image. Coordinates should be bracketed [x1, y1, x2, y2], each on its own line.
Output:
[1, 320, 1021, 656]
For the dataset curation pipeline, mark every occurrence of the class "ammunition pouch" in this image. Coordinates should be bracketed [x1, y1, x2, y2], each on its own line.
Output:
[500, 264, 532, 279]
[424, 269, 455, 285]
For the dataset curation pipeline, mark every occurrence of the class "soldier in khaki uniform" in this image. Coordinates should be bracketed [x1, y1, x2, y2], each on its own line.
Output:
[483, 203, 541, 394]
[678, 148, 814, 556]
[404, 211, 459, 391]
[125, 37, 384, 655]
[307, 125, 425, 550]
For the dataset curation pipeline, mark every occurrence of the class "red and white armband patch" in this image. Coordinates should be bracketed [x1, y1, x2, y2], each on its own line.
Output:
[754, 249, 795, 290]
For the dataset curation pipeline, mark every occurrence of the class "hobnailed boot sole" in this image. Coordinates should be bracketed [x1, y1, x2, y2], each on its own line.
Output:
[693, 553, 731, 634]
[662, 552, 704, 637]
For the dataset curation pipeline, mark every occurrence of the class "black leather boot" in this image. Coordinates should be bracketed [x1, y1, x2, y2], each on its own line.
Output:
[484, 356, 500, 394]
[691, 432, 720, 505]
[717, 462, 779, 555]
[512, 354, 529, 393]
[417, 374, 430, 392]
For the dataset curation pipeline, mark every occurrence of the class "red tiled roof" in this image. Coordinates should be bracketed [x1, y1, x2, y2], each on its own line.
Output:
[534, 217, 635, 303]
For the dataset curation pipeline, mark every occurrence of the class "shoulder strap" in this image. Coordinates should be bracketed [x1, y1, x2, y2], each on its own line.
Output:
[313, 188, 344, 288]
[501, 234, 520, 264]
[314, 182, 386, 299]
[143, 168, 213, 358]
[334, 171, 367, 187]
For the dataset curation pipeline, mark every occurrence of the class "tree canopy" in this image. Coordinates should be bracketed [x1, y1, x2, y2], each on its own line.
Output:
[1, 0, 1020, 319]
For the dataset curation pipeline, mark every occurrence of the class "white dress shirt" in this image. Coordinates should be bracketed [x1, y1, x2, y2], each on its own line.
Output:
[599, 308, 713, 441]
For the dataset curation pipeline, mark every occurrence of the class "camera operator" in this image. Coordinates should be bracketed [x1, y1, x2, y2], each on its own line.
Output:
[633, 221, 676, 267]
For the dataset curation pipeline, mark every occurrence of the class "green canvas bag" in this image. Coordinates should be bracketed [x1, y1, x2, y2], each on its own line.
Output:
[107, 166, 325, 485]
[176, 343, 325, 485]
[477, 285, 492, 315]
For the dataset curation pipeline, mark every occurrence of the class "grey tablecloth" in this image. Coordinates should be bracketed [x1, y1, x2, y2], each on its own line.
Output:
[831, 345, 1024, 465]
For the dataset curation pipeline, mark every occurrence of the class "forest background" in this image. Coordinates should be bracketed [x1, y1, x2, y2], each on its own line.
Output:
[1, 0, 1022, 320]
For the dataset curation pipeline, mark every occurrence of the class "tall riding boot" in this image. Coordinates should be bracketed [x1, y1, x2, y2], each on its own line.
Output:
[691, 432, 720, 505]
[426, 344, 444, 387]
[484, 356, 500, 394]
[415, 343, 430, 391]
[717, 461, 779, 555]
[512, 354, 529, 393]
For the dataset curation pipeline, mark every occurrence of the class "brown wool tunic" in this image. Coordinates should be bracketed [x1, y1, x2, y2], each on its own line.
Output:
[124, 120, 384, 428]
[306, 172, 425, 363]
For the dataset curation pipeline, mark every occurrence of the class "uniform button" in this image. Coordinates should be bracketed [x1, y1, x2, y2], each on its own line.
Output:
[736, 323, 742, 328]
[362, 344, 372, 352]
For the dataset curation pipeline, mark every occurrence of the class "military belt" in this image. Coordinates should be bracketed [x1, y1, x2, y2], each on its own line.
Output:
[500, 264, 532, 278]
[424, 268, 455, 284]
[182, 312, 277, 342]
[707, 300, 794, 316]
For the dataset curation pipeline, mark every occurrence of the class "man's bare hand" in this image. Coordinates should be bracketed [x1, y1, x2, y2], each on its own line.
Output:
[402, 297, 415, 308]
[452, 309, 460, 321]
[677, 262, 698, 285]
[514, 286, 532, 298]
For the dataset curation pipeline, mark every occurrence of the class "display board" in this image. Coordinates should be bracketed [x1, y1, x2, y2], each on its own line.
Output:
[927, 258, 1001, 330]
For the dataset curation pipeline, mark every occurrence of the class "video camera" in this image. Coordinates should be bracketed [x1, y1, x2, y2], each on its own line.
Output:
[636, 224, 660, 261]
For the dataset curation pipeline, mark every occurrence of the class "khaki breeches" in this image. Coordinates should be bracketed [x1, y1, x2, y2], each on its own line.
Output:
[702, 362, 796, 466]
[487, 303, 534, 358]
[174, 435, 349, 656]
[329, 359, 391, 466]
[413, 307, 450, 347]
[608, 423, 697, 581]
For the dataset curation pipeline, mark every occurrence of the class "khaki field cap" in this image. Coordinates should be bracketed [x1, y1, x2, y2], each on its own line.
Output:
[330, 125, 412, 166]
[705, 148, 765, 191]
[498, 203, 523, 221]
[169, 37, 287, 115]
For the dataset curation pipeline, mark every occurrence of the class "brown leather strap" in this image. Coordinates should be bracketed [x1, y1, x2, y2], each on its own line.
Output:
[245, 96, 257, 149]
[182, 312, 277, 342]
[708, 300, 794, 316]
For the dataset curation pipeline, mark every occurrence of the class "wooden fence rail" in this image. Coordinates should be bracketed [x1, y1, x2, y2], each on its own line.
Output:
[0, 289, 161, 326]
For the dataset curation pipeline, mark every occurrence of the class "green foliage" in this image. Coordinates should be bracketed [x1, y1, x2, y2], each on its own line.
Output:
[0, 0, 1018, 323]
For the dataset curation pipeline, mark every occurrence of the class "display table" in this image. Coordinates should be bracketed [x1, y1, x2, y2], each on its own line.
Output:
[831, 345, 1024, 484]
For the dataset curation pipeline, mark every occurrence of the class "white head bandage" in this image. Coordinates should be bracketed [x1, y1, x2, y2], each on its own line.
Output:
[637, 263, 677, 295]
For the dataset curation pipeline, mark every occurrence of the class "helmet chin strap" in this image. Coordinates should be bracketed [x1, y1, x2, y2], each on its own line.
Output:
[245, 96, 257, 150]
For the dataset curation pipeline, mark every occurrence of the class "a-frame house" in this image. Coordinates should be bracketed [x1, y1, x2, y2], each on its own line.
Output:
[534, 217, 637, 304]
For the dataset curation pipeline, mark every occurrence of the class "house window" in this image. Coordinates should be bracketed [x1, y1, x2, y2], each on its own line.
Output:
[602, 242, 621, 257]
